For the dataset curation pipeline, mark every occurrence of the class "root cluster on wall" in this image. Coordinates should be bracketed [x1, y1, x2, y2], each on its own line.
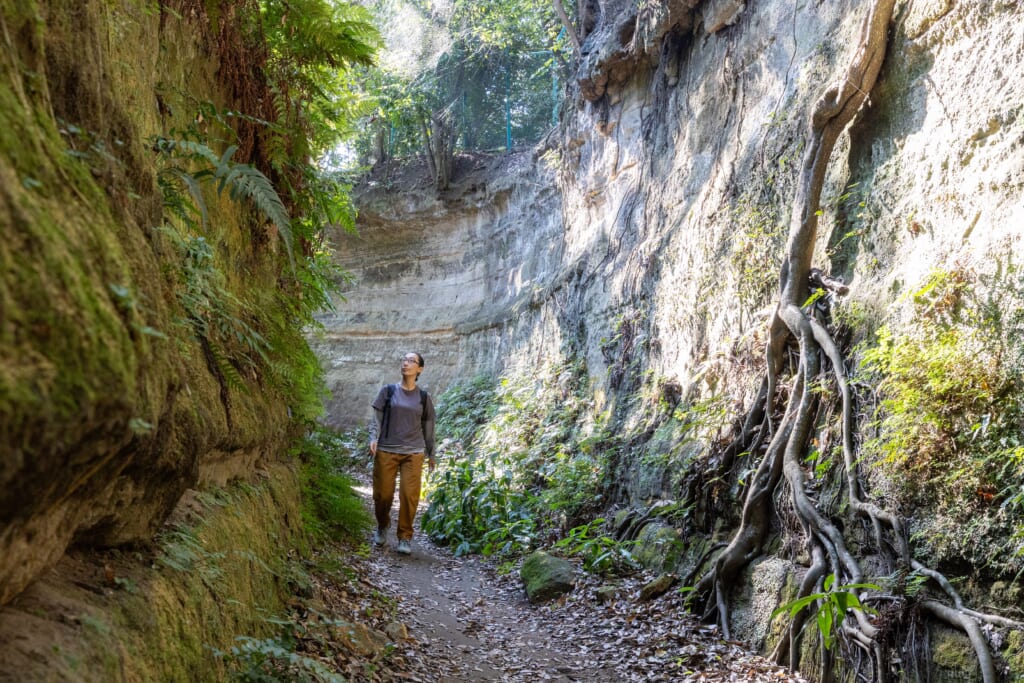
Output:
[690, 1, 1022, 679]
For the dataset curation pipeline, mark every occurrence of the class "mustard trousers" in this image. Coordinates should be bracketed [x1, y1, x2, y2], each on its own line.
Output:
[372, 450, 424, 541]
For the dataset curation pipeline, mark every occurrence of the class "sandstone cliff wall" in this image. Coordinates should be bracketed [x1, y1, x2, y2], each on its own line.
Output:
[316, 153, 567, 426]
[323, 0, 1023, 435]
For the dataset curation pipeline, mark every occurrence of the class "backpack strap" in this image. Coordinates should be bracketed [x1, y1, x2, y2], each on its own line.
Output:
[420, 388, 434, 458]
[381, 383, 396, 439]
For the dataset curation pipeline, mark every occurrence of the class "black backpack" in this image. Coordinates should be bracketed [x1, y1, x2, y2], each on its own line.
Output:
[381, 383, 428, 439]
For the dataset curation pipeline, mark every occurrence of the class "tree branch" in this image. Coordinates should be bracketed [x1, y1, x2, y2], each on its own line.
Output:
[553, 0, 582, 54]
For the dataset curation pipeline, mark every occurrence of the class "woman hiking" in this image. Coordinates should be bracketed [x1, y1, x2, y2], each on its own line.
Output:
[368, 352, 437, 555]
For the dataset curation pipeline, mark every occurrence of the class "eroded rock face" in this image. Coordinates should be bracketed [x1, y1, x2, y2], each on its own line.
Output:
[314, 154, 564, 429]
[0, 5, 290, 604]
[703, 0, 745, 33]
[576, 0, 705, 102]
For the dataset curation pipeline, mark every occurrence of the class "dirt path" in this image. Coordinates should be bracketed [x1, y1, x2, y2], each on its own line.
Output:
[367, 538, 591, 681]
[347, 474, 806, 683]
[359, 532, 807, 683]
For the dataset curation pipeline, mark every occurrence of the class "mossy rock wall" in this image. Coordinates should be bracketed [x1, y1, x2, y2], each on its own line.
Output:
[0, 465, 308, 682]
[0, 1, 291, 605]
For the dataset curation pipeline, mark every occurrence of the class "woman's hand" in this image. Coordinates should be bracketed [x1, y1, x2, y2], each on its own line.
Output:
[370, 440, 378, 456]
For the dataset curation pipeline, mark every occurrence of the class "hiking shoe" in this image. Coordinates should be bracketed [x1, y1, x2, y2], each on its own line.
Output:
[396, 540, 412, 555]
[372, 528, 386, 546]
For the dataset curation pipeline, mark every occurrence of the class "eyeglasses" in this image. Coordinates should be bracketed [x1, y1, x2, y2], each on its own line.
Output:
[401, 356, 420, 365]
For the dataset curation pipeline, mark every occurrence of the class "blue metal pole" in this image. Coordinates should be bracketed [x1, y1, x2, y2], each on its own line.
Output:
[505, 69, 512, 152]
[551, 64, 559, 126]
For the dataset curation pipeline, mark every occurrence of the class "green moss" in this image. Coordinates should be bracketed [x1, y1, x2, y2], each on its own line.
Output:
[114, 467, 308, 681]
[672, 536, 710, 583]
[0, 0, 299, 540]
[728, 192, 785, 313]
[0, 0, 361, 674]
[763, 569, 800, 656]
[932, 628, 982, 682]
[633, 523, 684, 573]
[521, 550, 575, 602]
[0, 467, 309, 682]
[0, 6, 170, 518]
[612, 508, 632, 531]
[1004, 630, 1024, 680]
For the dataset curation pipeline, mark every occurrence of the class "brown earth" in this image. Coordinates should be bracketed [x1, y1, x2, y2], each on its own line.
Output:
[340, 478, 809, 682]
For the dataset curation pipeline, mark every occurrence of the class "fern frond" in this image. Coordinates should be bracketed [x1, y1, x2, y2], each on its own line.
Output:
[264, 131, 291, 173]
[270, 83, 291, 124]
[268, 358, 300, 388]
[210, 344, 249, 394]
[228, 316, 271, 364]
[218, 144, 239, 171]
[164, 167, 210, 230]
[218, 163, 295, 270]
[157, 137, 220, 165]
[157, 172, 195, 227]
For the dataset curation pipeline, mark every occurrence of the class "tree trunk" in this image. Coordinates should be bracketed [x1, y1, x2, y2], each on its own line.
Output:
[372, 125, 387, 166]
[422, 111, 454, 191]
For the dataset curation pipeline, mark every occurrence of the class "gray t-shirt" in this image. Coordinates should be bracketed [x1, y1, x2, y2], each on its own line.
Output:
[369, 384, 436, 457]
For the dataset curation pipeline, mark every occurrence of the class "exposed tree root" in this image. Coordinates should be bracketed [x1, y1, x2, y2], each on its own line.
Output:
[690, 0, 1023, 678]
[770, 544, 826, 670]
[922, 600, 996, 683]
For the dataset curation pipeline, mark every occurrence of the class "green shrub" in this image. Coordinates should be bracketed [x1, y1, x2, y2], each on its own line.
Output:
[293, 428, 371, 541]
[860, 269, 1024, 506]
[554, 518, 637, 575]
[422, 456, 536, 557]
[470, 361, 612, 525]
[213, 634, 344, 682]
[434, 374, 498, 447]
[424, 358, 618, 558]
[859, 267, 1024, 570]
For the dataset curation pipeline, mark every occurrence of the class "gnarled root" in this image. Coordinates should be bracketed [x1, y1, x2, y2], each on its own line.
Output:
[688, 0, 1023, 677]
[922, 601, 996, 683]
[771, 544, 827, 669]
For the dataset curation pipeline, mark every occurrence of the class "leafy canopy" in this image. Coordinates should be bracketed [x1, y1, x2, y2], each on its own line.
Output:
[346, 0, 570, 163]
